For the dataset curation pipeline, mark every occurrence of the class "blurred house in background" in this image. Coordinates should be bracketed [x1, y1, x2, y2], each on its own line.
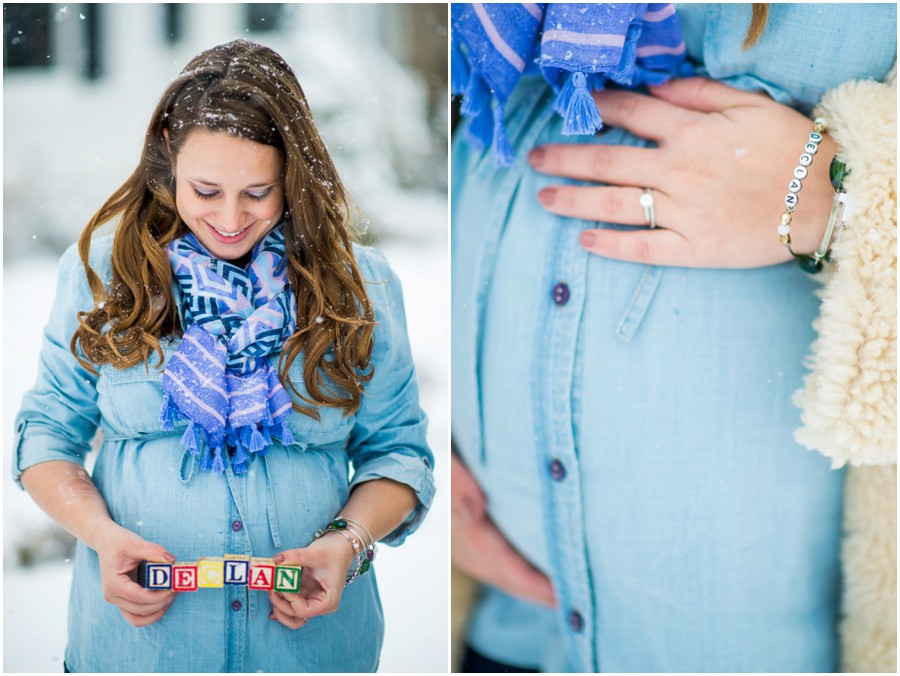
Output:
[3, 4, 448, 672]
[3, 2, 448, 258]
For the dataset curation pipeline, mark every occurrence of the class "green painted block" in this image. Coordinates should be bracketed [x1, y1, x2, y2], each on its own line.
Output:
[273, 564, 302, 593]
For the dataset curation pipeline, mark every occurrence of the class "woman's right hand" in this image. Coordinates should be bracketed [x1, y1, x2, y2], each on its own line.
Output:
[451, 454, 556, 608]
[92, 521, 177, 627]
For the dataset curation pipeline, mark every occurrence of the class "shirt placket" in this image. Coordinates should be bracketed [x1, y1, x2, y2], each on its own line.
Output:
[532, 208, 596, 671]
[223, 462, 252, 673]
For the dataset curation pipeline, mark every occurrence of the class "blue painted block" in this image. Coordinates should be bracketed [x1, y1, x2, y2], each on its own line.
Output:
[223, 555, 250, 585]
[138, 561, 173, 590]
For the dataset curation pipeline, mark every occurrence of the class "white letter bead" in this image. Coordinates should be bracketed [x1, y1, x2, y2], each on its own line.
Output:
[809, 132, 823, 143]
[777, 224, 791, 236]
[814, 117, 826, 126]
[798, 153, 813, 167]
[793, 165, 808, 180]
[788, 178, 803, 193]
[784, 193, 799, 208]
[804, 142, 818, 154]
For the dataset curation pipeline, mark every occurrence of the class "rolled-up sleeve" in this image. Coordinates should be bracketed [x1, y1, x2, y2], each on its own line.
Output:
[346, 246, 435, 546]
[13, 243, 102, 487]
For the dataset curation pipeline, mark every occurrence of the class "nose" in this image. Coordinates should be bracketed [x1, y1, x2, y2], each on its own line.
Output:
[217, 197, 245, 232]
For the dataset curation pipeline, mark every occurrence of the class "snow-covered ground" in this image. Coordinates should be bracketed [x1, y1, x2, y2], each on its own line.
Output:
[4, 5, 448, 673]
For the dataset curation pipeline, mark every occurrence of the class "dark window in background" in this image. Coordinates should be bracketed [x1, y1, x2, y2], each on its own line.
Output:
[164, 4, 184, 44]
[245, 4, 282, 33]
[82, 4, 102, 81]
[3, 3, 53, 69]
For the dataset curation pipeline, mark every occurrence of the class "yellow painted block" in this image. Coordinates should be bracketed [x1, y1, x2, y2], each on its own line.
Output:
[197, 557, 224, 588]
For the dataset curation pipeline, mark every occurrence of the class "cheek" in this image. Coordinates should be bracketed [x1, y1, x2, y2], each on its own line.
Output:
[174, 185, 203, 221]
[258, 195, 285, 220]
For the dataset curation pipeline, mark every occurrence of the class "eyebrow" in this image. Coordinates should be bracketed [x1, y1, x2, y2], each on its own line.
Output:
[189, 178, 279, 189]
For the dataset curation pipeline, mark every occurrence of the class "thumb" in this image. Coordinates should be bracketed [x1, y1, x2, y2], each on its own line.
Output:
[649, 77, 756, 112]
[136, 540, 176, 564]
[273, 549, 305, 566]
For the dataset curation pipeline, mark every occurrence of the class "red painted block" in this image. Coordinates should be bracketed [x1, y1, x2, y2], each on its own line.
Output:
[172, 563, 198, 592]
[248, 557, 275, 590]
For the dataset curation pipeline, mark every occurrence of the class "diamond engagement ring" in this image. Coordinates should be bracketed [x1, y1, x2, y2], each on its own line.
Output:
[640, 188, 656, 229]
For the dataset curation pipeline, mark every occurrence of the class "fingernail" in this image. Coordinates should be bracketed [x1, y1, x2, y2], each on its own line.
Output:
[538, 187, 556, 206]
[580, 231, 596, 248]
[163, 553, 176, 563]
[273, 554, 285, 564]
[528, 147, 545, 167]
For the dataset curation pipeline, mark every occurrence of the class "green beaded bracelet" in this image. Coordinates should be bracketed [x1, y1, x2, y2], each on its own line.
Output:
[313, 518, 377, 586]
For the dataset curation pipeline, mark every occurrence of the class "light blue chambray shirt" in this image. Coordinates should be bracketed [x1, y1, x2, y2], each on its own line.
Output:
[14, 235, 435, 672]
[451, 4, 896, 673]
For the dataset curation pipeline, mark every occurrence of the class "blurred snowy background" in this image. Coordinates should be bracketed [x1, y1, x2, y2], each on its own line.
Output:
[3, 3, 448, 672]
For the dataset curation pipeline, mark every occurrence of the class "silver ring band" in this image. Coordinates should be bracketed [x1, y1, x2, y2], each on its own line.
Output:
[640, 188, 656, 229]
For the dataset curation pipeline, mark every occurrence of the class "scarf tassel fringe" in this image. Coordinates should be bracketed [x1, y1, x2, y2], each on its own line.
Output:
[450, 40, 470, 96]
[162, 396, 297, 475]
[557, 72, 603, 136]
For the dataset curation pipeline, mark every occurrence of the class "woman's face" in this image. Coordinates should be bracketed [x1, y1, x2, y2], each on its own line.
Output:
[172, 128, 284, 261]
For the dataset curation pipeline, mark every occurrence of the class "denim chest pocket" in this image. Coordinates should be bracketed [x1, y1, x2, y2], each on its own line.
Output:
[96, 348, 354, 446]
[97, 362, 168, 436]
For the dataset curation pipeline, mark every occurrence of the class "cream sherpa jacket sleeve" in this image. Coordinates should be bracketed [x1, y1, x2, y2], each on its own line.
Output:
[794, 69, 897, 673]
[794, 69, 897, 465]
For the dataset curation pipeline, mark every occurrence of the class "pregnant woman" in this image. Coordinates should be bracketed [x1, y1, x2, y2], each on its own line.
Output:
[451, 4, 895, 672]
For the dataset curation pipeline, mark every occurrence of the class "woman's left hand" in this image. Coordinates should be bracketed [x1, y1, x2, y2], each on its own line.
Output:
[268, 534, 356, 630]
[528, 77, 838, 268]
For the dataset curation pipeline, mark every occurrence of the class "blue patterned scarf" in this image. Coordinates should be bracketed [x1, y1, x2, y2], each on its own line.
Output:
[160, 226, 297, 474]
[452, 3, 689, 165]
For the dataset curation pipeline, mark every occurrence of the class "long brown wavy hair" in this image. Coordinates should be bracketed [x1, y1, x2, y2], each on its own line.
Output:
[743, 4, 769, 50]
[72, 39, 375, 418]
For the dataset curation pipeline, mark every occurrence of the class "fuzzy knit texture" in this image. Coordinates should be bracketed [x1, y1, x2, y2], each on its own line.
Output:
[794, 70, 897, 467]
[794, 67, 897, 673]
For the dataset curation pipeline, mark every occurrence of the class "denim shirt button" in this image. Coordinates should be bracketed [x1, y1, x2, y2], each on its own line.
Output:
[231, 599, 243, 611]
[231, 520, 243, 532]
[568, 610, 584, 633]
[549, 458, 566, 481]
[552, 282, 570, 306]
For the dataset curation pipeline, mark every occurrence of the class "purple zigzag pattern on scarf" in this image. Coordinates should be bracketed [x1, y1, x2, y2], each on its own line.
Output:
[161, 224, 297, 474]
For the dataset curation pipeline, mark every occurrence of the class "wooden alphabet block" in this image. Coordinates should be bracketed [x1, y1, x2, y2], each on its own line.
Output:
[138, 561, 172, 590]
[197, 557, 224, 588]
[223, 554, 250, 586]
[248, 557, 275, 590]
[172, 563, 198, 592]
[274, 565, 302, 593]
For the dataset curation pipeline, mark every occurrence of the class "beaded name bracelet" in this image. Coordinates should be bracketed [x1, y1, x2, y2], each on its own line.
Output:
[138, 556, 302, 592]
[777, 117, 835, 274]
[314, 517, 377, 586]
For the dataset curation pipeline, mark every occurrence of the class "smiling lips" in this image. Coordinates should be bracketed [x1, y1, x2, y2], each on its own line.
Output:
[205, 219, 253, 244]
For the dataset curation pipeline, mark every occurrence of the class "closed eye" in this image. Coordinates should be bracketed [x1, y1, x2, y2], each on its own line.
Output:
[246, 189, 272, 201]
[193, 188, 219, 200]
